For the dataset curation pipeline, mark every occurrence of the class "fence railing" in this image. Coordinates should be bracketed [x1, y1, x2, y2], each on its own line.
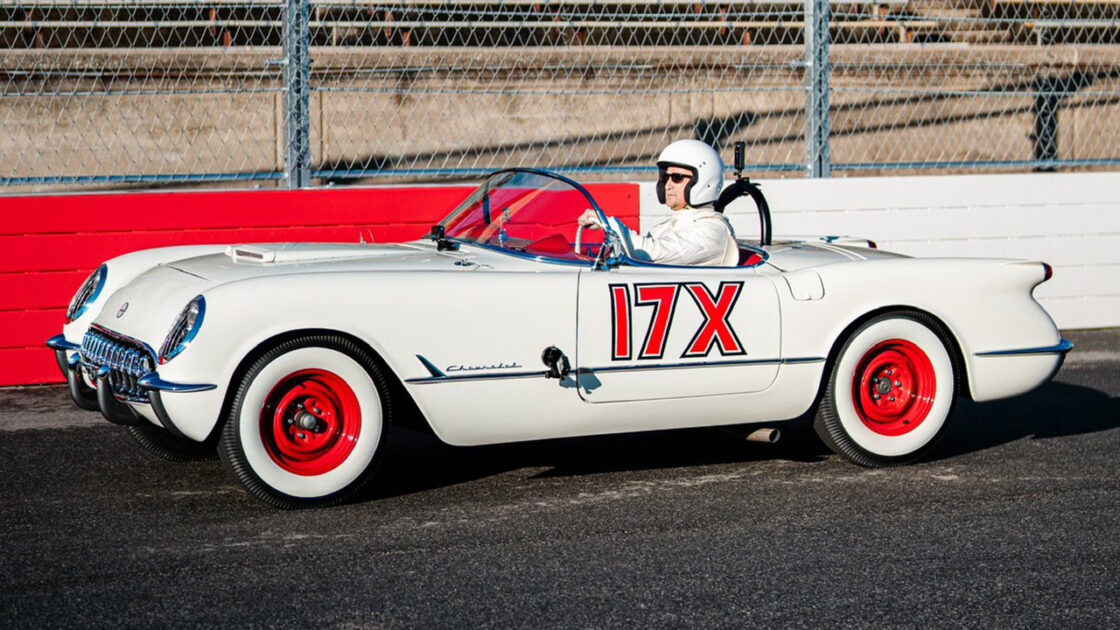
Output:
[2, 0, 1119, 189]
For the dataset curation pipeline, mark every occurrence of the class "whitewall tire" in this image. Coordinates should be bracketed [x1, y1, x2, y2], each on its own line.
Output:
[814, 312, 959, 467]
[219, 335, 391, 508]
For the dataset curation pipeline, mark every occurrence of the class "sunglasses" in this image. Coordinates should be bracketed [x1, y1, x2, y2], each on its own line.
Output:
[658, 171, 693, 184]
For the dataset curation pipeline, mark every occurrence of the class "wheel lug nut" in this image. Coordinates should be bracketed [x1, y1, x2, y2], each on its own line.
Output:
[873, 394, 880, 400]
[889, 396, 896, 402]
[895, 380, 902, 387]
[298, 432, 306, 439]
[313, 407, 322, 414]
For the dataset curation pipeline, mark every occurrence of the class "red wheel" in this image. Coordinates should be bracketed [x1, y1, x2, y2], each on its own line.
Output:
[219, 336, 391, 508]
[260, 369, 361, 476]
[850, 339, 936, 436]
[814, 312, 958, 467]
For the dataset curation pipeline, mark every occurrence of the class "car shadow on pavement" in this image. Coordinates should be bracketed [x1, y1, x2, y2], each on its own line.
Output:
[364, 421, 830, 502]
[927, 379, 1120, 462]
[363, 378, 1119, 503]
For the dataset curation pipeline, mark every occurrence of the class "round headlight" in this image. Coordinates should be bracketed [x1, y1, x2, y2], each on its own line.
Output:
[65, 265, 107, 323]
[159, 295, 206, 364]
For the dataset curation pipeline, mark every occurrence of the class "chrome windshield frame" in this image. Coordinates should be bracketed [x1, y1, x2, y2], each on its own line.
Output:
[436, 168, 621, 268]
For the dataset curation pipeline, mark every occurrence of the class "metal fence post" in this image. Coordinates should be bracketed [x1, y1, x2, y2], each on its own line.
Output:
[804, 0, 831, 178]
[283, 0, 312, 188]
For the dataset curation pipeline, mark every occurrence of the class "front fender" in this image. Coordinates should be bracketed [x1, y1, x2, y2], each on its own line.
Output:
[60, 245, 230, 345]
[152, 268, 581, 443]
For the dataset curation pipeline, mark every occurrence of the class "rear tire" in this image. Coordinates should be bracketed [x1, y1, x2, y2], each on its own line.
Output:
[219, 335, 391, 508]
[814, 312, 958, 467]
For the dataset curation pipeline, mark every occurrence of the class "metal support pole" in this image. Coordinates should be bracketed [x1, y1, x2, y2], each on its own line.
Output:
[283, 0, 311, 188]
[1033, 82, 1060, 172]
[1030, 72, 1089, 172]
[804, 0, 831, 178]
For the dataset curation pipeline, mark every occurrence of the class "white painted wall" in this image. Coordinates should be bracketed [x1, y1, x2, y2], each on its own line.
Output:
[637, 172, 1120, 330]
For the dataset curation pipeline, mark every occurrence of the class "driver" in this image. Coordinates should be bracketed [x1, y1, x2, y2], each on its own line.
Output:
[580, 139, 739, 266]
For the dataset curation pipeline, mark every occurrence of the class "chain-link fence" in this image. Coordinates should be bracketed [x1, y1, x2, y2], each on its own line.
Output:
[2, 0, 1118, 190]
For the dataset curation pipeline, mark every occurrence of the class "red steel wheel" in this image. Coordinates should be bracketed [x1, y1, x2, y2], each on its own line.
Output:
[260, 369, 361, 476]
[814, 312, 958, 467]
[219, 335, 391, 509]
[850, 339, 936, 436]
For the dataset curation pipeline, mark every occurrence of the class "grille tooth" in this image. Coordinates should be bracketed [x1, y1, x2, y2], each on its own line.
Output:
[78, 328, 156, 403]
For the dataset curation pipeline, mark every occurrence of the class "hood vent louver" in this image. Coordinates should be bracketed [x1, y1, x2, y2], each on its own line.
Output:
[227, 245, 276, 264]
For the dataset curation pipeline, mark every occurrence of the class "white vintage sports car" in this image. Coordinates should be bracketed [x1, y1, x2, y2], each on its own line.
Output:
[48, 168, 1071, 508]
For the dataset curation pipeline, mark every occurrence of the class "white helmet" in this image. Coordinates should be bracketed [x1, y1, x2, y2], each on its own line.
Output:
[656, 139, 724, 207]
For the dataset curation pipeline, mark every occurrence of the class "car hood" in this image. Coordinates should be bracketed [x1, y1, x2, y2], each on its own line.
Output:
[92, 241, 462, 347]
[94, 264, 215, 351]
[163, 241, 452, 283]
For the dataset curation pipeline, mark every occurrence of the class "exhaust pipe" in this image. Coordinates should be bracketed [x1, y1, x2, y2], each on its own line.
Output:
[745, 427, 781, 444]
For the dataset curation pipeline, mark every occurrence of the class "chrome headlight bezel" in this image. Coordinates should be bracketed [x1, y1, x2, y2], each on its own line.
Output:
[159, 295, 206, 364]
[65, 264, 107, 323]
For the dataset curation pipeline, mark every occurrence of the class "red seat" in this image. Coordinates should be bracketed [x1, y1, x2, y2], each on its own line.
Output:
[738, 248, 763, 266]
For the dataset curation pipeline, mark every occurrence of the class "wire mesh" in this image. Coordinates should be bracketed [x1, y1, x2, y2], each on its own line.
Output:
[1, 0, 1118, 189]
[0, 1, 287, 188]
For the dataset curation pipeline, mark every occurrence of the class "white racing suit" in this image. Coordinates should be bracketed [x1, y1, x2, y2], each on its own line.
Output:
[615, 206, 739, 266]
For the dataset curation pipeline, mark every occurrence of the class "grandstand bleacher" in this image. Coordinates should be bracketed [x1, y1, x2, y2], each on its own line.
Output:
[8, 0, 1113, 50]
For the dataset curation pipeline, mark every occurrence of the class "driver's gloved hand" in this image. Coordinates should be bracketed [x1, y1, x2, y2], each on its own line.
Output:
[578, 208, 604, 229]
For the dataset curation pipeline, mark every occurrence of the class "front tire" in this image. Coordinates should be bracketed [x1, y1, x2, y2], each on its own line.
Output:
[814, 312, 958, 467]
[126, 423, 216, 462]
[219, 335, 391, 508]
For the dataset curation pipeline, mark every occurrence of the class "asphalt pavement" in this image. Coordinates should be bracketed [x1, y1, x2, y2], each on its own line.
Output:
[2, 329, 1118, 628]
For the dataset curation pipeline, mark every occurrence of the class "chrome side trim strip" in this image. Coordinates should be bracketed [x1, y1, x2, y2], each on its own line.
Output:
[46, 334, 80, 351]
[137, 373, 217, 393]
[578, 356, 825, 374]
[404, 356, 825, 384]
[406, 370, 549, 384]
[974, 338, 1074, 357]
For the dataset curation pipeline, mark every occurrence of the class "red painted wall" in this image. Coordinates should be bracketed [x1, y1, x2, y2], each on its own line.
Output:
[3, 183, 639, 386]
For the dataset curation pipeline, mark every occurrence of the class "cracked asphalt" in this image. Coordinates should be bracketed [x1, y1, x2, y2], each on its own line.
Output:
[2, 329, 1118, 628]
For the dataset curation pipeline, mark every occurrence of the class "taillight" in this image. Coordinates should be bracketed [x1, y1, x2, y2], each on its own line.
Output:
[1042, 262, 1053, 282]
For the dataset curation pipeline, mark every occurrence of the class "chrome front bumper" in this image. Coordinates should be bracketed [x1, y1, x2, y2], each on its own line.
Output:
[47, 333, 216, 440]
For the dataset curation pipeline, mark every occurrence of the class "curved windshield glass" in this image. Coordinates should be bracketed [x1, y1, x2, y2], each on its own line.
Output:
[437, 169, 607, 263]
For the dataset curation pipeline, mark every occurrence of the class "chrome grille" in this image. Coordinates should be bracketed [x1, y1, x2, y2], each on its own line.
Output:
[81, 327, 156, 403]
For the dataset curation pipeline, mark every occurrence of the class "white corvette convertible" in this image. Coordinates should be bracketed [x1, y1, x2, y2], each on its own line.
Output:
[48, 168, 1070, 507]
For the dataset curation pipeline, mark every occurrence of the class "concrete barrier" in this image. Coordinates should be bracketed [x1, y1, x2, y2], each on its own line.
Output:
[640, 171, 1120, 330]
[3, 170, 1114, 388]
[1, 183, 640, 386]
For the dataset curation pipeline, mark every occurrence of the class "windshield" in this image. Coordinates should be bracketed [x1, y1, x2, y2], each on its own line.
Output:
[437, 169, 607, 263]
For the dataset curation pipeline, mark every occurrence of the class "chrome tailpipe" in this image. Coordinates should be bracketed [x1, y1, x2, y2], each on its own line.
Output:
[745, 427, 781, 444]
[717, 426, 782, 444]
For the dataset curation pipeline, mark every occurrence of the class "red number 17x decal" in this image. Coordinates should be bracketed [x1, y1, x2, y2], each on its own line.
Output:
[682, 282, 746, 357]
[609, 281, 745, 360]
